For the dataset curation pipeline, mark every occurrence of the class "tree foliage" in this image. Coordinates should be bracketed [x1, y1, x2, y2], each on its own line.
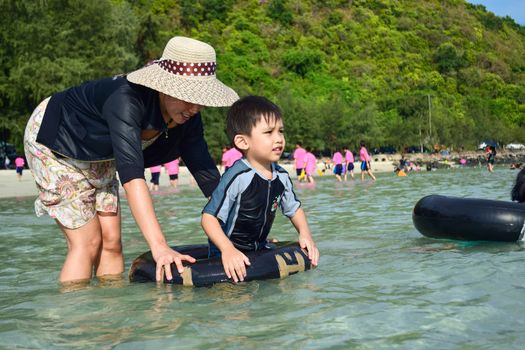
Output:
[1, 0, 524, 157]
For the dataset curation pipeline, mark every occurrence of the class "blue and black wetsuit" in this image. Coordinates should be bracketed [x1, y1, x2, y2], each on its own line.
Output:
[203, 159, 301, 256]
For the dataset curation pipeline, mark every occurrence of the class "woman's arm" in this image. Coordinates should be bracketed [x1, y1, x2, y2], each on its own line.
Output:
[123, 178, 196, 281]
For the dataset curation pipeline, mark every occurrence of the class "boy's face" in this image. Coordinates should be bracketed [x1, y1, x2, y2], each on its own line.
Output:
[238, 116, 285, 165]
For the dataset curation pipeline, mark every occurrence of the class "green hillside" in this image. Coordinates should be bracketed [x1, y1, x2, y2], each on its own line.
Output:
[1, 0, 524, 159]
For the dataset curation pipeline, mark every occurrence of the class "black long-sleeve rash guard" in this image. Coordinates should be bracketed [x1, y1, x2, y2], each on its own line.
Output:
[36, 76, 219, 197]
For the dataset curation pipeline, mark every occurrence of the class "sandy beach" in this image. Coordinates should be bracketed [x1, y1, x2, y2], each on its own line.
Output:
[0, 160, 399, 200]
[4, 148, 525, 200]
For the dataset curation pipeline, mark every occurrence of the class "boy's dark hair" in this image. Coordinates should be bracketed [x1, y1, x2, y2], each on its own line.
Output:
[511, 168, 525, 203]
[226, 96, 282, 143]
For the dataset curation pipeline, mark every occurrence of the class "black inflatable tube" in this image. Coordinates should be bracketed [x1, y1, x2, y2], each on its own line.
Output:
[129, 241, 313, 287]
[412, 195, 525, 242]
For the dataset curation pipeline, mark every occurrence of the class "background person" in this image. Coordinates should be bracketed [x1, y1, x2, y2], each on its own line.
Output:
[344, 147, 354, 181]
[332, 149, 343, 182]
[395, 167, 407, 176]
[486, 145, 496, 172]
[221, 145, 243, 173]
[164, 158, 180, 188]
[511, 168, 525, 202]
[293, 142, 306, 181]
[15, 156, 25, 181]
[23, 36, 238, 283]
[149, 165, 162, 191]
[304, 147, 317, 184]
[359, 141, 376, 181]
[220, 146, 228, 172]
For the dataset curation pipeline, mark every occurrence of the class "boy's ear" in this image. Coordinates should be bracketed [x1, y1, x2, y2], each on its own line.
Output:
[233, 134, 249, 151]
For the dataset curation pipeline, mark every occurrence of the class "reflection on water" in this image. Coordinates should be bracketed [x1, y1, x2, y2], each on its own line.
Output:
[1, 168, 524, 349]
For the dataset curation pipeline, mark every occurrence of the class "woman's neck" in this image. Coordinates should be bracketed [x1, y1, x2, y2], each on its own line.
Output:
[159, 94, 176, 129]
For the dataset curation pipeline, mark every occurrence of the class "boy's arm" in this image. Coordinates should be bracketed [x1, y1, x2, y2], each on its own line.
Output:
[201, 213, 251, 282]
[290, 208, 319, 266]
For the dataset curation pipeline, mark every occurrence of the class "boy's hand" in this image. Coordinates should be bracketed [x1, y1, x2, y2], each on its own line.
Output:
[221, 246, 251, 283]
[298, 233, 320, 267]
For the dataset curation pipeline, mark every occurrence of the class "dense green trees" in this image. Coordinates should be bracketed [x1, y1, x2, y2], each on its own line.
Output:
[1, 0, 139, 150]
[1, 0, 524, 160]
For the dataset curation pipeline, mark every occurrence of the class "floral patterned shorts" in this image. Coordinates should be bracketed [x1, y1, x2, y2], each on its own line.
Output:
[24, 98, 119, 229]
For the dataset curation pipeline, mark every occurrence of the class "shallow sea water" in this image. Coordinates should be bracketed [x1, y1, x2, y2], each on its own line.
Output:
[1, 167, 525, 349]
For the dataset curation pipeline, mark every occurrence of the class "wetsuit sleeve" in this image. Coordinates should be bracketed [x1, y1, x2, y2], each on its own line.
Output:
[180, 115, 220, 197]
[202, 174, 241, 230]
[103, 91, 145, 185]
[279, 172, 301, 218]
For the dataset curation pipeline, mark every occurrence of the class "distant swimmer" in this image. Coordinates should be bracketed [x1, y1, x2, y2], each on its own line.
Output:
[394, 167, 407, 176]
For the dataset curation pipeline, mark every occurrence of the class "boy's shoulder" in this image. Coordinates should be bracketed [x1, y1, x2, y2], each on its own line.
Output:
[273, 162, 288, 174]
[219, 159, 252, 182]
[273, 163, 293, 183]
[221, 160, 291, 181]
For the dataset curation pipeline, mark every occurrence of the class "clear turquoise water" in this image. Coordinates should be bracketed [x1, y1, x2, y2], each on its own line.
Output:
[1, 167, 525, 349]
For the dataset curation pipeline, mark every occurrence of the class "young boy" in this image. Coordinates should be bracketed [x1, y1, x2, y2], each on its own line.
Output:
[201, 96, 319, 283]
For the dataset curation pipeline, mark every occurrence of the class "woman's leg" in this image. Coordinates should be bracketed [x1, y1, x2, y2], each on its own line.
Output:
[95, 210, 124, 276]
[58, 217, 102, 282]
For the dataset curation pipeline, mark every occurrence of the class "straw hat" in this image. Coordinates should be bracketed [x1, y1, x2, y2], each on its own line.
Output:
[127, 36, 239, 107]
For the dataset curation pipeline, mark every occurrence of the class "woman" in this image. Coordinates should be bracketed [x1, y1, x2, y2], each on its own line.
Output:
[24, 36, 238, 283]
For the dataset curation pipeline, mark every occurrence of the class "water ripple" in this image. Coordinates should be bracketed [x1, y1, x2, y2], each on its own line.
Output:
[1, 168, 524, 348]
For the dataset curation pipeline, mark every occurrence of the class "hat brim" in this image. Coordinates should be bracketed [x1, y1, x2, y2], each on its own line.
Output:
[127, 64, 239, 107]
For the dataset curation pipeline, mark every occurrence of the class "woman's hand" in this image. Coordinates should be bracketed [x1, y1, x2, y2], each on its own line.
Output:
[221, 246, 251, 283]
[152, 245, 196, 282]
